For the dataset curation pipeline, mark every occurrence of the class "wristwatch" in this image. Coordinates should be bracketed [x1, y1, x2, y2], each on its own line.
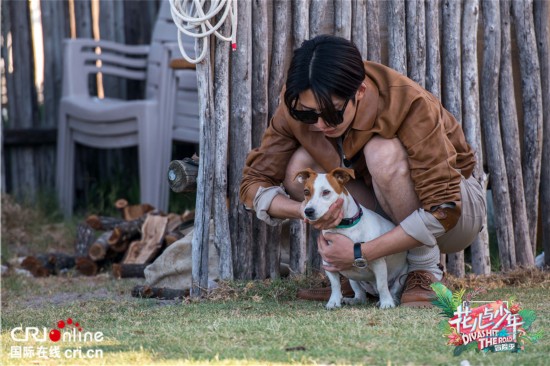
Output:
[353, 242, 368, 268]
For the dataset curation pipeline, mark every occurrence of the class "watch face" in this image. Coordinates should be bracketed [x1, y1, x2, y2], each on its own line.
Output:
[353, 258, 368, 269]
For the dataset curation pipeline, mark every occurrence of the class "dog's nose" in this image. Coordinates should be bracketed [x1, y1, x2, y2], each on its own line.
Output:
[304, 207, 315, 218]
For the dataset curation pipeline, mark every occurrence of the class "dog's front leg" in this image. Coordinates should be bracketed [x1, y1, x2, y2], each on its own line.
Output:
[342, 280, 367, 306]
[324, 266, 342, 310]
[371, 259, 396, 309]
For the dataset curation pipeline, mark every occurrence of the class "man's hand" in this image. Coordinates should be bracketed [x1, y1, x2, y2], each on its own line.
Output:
[304, 198, 344, 230]
[317, 232, 355, 272]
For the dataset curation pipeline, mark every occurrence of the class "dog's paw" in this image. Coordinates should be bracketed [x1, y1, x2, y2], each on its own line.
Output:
[377, 298, 397, 309]
[342, 296, 367, 306]
[325, 298, 342, 310]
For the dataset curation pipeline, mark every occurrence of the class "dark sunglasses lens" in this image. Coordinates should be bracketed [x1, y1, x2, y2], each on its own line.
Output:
[294, 110, 319, 124]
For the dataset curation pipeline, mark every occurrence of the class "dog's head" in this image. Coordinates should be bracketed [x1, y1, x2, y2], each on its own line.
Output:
[294, 167, 355, 221]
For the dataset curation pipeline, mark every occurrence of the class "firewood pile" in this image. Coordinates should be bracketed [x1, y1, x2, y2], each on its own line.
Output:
[20, 199, 194, 278]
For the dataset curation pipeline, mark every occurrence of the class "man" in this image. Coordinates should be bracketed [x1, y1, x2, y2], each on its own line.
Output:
[239, 35, 486, 307]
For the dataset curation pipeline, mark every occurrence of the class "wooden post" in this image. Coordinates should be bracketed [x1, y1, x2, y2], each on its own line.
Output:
[229, 0, 253, 280]
[462, 0, 490, 275]
[251, 0, 270, 280]
[73, 0, 92, 38]
[534, 0, 550, 267]
[480, 0, 516, 271]
[334, 0, 352, 40]
[352, 0, 368, 58]
[387, 0, 407, 75]
[310, 0, 334, 38]
[406, 0, 426, 87]
[292, 0, 309, 49]
[366, 0, 381, 63]
[499, 0, 534, 267]
[512, 0, 543, 254]
[213, 22, 233, 281]
[425, 0, 441, 99]
[191, 38, 214, 297]
[442, 0, 464, 277]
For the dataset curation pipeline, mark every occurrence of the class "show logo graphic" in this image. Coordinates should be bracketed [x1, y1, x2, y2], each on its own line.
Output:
[9, 317, 104, 360]
[431, 283, 544, 356]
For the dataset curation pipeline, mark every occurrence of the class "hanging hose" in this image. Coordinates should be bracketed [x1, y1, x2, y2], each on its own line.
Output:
[169, 0, 237, 64]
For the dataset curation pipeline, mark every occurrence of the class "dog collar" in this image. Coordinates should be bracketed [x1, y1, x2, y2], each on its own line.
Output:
[335, 198, 363, 229]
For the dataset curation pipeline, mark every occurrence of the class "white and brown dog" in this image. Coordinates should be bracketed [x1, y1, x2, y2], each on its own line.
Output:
[295, 167, 408, 309]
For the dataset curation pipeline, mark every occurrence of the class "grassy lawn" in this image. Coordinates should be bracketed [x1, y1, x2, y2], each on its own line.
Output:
[1, 273, 549, 366]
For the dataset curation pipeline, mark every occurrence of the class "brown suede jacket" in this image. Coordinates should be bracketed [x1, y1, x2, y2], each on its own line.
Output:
[240, 61, 476, 231]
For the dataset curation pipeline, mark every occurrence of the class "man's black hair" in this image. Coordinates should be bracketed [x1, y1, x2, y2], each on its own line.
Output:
[284, 34, 366, 127]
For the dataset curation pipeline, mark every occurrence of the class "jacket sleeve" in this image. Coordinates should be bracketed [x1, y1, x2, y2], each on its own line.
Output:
[396, 93, 469, 232]
[239, 105, 299, 209]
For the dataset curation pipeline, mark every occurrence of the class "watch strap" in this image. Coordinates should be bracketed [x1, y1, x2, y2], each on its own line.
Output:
[353, 242, 363, 260]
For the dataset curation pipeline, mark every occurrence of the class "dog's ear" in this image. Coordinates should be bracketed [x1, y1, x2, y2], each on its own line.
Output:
[330, 167, 355, 184]
[294, 168, 316, 184]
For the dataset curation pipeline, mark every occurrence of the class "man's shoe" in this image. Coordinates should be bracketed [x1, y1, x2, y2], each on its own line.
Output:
[296, 277, 355, 301]
[400, 270, 444, 308]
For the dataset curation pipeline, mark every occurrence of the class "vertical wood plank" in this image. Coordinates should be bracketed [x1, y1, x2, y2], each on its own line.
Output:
[425, 0, 441, 98]
[352, 0, 367, 58]
[309, 0, 334, 38]
[387, 0, 406, 74]
[293, 0, 310, 49]
[230, 0, 253, 280]
[534, 0, 550, 267]
[406, 0, 426, 86]
[366, 0, 381, 63]
[462, 0, 490, 275]
[334, 0, 352, 39]
[499, 0, 534, 267]
[213, 21, 233, 281]
[512, 0, 543, 254]
[73, 0, 92, 38]
[480, 0, 516, 271]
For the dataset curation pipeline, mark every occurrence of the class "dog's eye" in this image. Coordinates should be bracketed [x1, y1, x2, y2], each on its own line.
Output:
[304, 189, 310, 197]
[322, 190, 331, 197]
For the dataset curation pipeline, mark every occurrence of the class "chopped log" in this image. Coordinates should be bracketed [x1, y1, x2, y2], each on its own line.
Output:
[181, 209, 195, 224]
[88, 231, 112, 261]
[164, 231, 185, 246]
[114, 198, 155, 220]
[112, 263, 147, 279]
[166, 213, 183, 232]
[169, 58, 196, 70]
[74, 223, 95, 257]
[107, 216, 145, 251]
[86, 215, 125, 231]
[75, 257, 98, 276]
[167, 158, 199, 193]
[131, 285, 189, 300]
[21, 255, 52, 277]
[122, 215, 168, 264]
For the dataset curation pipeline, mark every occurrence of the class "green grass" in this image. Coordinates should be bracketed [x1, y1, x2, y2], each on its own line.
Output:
[1, 275, 549, 365]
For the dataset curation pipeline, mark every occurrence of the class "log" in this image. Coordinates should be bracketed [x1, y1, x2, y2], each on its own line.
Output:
[213, 20, 233, 281]
[164, 231, 185, 246]
[122, 215, 168, 264]
[309, 0, 333, 37]
[500, 0, 534, 267]
[131, 285, 189, 300]
[334, 0, 352, 40]
[387, 0, 407, 75]
[167, 158, 199, 193]
[165, 213, 183, 233]
[21, 253, 75, 277]
[114, 199, 155, 220]
[442, 0, 464, 277]
[352, 0, 368, 58]
[292, 0, 309, 50]
[512, 0, 543, 252]
[169, 58, 196, 70]
[86, 215, 125, 231]
[406, 0, 426, 86]
[229, 0, 253, 281]
[112, 263, 147, 279]
[289, 220, 307, 274]
[480, 0, 516, 271]
[462, 0, 491, 275]
[425, 0, 441, 98]
[107, 216, 145, 251]
[75, 257, 98, 276]
[75, 223, 95, 257]
[366, 0, 381, 63]
[88, 231, 112, 261]
[534, 0, 550, 267]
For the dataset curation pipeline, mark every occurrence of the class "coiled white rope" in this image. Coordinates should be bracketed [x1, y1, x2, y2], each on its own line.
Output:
[169, 0, 238, 64]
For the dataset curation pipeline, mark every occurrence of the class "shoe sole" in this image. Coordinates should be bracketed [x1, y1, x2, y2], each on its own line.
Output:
[400, 301, 435, 308]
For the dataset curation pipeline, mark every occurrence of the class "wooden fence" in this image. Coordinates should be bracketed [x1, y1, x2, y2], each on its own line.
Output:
[1, 1, 549, 291]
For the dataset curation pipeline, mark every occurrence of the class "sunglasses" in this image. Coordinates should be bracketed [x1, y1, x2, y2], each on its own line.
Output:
[291, 98, 351, 125]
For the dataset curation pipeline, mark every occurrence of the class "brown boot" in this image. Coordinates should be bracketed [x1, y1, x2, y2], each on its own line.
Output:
[400, 270, 444, 308]
[296, 277, 355, 301]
